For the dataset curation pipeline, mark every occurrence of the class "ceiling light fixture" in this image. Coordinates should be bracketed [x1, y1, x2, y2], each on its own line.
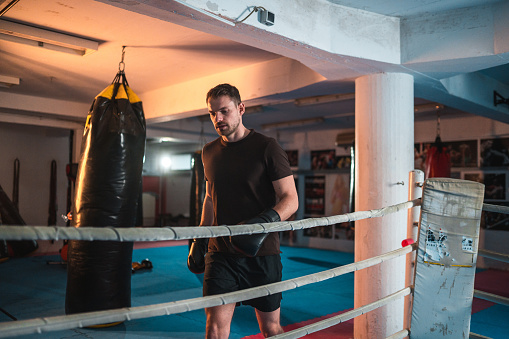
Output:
[295, 93, 355, 106]
[262, 117, 324, 131]
[0, 74, 19, 88]
[0, 20, 98, 56]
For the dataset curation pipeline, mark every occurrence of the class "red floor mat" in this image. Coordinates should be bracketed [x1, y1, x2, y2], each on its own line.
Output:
[472, 269, 509, 313]
[243, 309, 354, 339]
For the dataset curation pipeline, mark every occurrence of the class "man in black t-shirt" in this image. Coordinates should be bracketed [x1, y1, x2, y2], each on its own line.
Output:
[189, 83, 298, 338]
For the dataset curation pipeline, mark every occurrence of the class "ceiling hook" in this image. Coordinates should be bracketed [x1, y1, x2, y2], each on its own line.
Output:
[119, 46, 126, 72]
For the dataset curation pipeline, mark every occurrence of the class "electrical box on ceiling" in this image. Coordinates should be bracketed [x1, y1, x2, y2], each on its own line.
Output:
[259, 9, 275, 26]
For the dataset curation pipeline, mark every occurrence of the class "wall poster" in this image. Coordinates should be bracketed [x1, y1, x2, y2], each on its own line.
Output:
[415, 139, 478, 170]
[327, 173, 354, 240]
[311, 149, 336, 170]
[481, 137, 509, 167]
[285, 150, 299, 168]
[303, 174, 354, 240]
[304, 176, 330, 238]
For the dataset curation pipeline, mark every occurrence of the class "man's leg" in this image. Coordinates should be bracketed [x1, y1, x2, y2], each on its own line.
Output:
[255, 307, 284, 337]
[205, 303, 236, 339]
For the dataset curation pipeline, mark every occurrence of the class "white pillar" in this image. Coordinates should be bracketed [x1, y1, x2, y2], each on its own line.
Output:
[354, 73, 414, 338]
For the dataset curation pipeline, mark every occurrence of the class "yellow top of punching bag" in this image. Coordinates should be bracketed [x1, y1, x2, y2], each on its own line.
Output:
[96, 83, 141, 103]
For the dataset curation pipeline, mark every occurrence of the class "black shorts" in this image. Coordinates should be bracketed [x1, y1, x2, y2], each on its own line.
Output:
[203, 252, 282, 312]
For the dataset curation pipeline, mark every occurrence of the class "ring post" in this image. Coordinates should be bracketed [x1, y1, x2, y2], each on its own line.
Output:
[410, 178, 484, 338]
[404, 170, 423, 330]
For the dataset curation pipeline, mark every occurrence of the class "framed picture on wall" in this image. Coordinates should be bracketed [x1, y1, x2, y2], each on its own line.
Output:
[304, 176, 325, 216]
[483, 172, 507, 201]
[303, 175, 332, 238]
[463, 170, 508, 201]
[325, 173, 354, 240]
[285, 150, 299, 168]
[480, 137, 509, 167]
[416, 140, 478, 170]
[311, 149, 336, 170]
[335, 155, 351, 169]
[462, 170, 483, 184]
[447, 140, 478, 168]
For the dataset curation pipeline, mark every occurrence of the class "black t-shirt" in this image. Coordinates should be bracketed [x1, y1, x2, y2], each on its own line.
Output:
[202, 129, 293, 256]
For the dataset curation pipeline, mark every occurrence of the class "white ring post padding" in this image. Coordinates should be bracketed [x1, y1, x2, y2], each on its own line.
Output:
[0, 244, 415, 338]
[269, 288, 411, 339]
[478, 249, 509, 263]
[473, 289, 509, 307]
[0, 199, 421, 242]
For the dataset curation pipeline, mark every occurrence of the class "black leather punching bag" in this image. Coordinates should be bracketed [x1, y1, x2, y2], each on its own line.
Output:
[0, 184, 38, 257]
[65, 71, 145, 317]
[189, 151, 206, 227]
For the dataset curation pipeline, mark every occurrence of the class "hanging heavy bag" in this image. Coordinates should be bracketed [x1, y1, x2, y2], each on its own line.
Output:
[187, 151, 208, 273]
[0, 184, 38, 257]
[189, 151, 206, 227]
[65, 71, 145, 316]
[425, 135, 451, 179]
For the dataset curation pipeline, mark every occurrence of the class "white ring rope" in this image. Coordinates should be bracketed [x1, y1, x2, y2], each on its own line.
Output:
[0, 244, 415, 338]
[482, 203, 509, 214]
[473, 289, 509, 307]
[478, 249, 509, 264]
[0, 199, 421, 242]
[469, 333, 492, 339]
[386, 329, 410, 339]
[270, 288, 412, 339]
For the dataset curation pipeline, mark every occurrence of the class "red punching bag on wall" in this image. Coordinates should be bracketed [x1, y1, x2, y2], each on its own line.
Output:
[425, 135, 451, 179]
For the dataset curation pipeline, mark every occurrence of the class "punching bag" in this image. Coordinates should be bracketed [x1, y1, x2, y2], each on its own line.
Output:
[189, 151, 206, 227]
[65, 71, 145, 317]
[425, 135, 451, 179]
[189, 151, 206, 250]
[0, 184, 38, 257]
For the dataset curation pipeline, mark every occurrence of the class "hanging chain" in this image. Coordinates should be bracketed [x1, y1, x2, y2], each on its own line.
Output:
[118, 46, 126, 72]
[436, 109, 441, 137]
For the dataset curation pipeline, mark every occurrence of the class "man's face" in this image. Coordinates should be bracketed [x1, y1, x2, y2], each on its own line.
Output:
[207, 95, 244, 137]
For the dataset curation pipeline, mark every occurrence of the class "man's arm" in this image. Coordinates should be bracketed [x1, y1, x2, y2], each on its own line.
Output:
[272, 175, 298, 221]
[199, 181, 214, 226]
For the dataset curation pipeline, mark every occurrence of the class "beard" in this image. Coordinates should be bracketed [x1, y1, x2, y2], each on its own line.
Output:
[215, 119, 240, 137]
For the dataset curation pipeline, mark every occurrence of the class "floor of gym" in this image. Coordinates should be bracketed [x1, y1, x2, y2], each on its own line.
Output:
[1, 241, 508, 338]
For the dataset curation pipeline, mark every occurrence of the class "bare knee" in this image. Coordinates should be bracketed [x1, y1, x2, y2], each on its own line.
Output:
[260, 323, 284, 337]
[256, 308, 284, 337]
[206, 322, 229, 339]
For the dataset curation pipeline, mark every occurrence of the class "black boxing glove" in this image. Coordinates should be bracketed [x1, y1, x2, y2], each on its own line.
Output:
[230, 208, 280, 257]
[187, 238, 209, 274]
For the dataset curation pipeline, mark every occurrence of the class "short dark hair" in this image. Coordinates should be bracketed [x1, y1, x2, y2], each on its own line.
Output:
[206, 83, 242, 106]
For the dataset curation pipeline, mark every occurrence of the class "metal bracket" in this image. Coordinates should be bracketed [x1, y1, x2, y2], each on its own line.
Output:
[494, 91, 509, 107]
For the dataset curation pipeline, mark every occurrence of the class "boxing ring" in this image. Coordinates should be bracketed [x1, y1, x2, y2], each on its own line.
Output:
[0, 178, 508, 338]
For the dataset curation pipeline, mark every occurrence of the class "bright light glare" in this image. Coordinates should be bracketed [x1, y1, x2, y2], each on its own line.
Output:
[161, 156, 172, 170]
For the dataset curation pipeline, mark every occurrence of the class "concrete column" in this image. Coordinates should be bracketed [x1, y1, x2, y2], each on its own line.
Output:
[354, 73, 414, 338]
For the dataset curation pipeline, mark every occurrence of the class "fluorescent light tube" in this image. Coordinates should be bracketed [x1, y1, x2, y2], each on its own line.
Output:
[0, 20, 98, 56]
[0, 74, 20, 88]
